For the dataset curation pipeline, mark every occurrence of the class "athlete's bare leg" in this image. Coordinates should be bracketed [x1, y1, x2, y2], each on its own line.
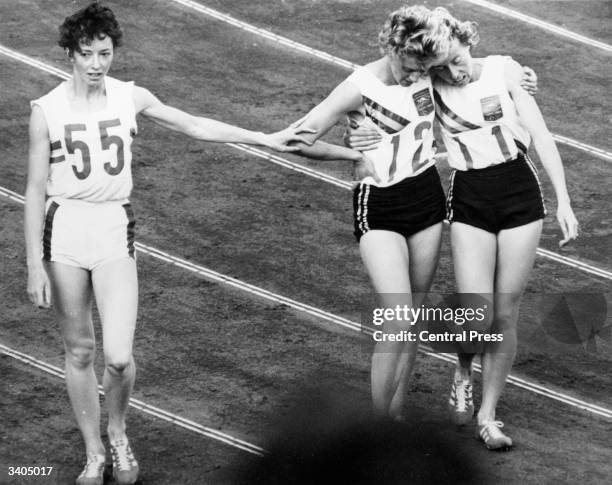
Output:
[360, 224, 442, 419]
[388, 222, 443, 419]
[450, 223, 496, 380]
[46, 262, 104, 457]
[92, 257, 138, 442]
[478, 220, 542, 423]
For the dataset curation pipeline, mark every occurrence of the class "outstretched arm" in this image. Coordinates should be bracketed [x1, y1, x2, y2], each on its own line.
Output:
[133, 86, 311, 152]
[506, 59, 578, 247]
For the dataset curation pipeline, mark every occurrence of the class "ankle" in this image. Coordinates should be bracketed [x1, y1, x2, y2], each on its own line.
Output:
[107, 426, 127, 444]
[454, 367, 471, 381]
[85, 446, 105, 458]
[477, 412, 495, 425]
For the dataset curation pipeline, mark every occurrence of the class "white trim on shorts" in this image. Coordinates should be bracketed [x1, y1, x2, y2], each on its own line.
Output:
[356, 183, 371, 234]
[524, 154, 548, 216]
[445, 170, 457, 222]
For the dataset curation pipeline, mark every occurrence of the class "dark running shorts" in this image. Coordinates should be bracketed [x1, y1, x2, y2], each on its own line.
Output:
[353, 165, 446, 242]
[446, 154, 546, 234]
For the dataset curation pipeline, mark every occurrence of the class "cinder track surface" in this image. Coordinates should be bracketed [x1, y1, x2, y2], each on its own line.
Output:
[1, 1, 610, 483]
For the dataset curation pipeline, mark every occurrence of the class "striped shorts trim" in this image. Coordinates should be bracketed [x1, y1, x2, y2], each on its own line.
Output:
[446, 155, 546, 233]
[523, 154, 548, 216]
[43, 201, 60, 261]
[355, 183, 371, 235]
[43, 199, 136, 270]
[352, 166, 446, 241]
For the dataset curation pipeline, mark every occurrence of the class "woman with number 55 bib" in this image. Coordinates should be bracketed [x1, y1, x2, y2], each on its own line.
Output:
[24, 3, 309, 485]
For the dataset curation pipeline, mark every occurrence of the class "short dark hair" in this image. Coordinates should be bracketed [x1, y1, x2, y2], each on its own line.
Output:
[58, 2, 123, 54]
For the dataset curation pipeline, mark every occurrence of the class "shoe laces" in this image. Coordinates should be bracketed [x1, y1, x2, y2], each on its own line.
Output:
[480, 420, 506, 438]
[79, 454, 105, 478]
[454, 380, 473, 412]
[110, 439, 136, 471]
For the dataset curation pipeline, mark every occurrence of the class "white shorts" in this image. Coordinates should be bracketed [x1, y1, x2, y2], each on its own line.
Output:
[43, 197, 136, 270]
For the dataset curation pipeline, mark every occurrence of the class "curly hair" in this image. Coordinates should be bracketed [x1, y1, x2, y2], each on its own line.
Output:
[378, 6, 479, 60]
[378, 5, 449, 61]
[431, 7, 480, 48]
[58, 2, 123, 54]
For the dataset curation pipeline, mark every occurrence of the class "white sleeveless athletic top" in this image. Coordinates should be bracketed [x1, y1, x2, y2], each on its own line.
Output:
[345, 67, 436, 187]
[31, 76, 137, 202]
[433, 56, 530, 171]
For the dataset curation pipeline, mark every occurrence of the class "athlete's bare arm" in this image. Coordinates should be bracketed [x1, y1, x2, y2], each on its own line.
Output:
[24, 105, 52, 308]
[132, 86, 312, 152]
[505, 58, 578, 247]
[288, 80, 365, 161]
[286, 80, 382, 181]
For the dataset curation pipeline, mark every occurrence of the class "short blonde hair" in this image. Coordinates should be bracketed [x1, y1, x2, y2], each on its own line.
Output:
[378, 6, 479, 60]
[431, 7, 480, 47]
[378, 5, 451, 61]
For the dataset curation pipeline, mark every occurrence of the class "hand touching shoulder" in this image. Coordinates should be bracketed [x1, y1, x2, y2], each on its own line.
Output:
[504, 58, 529, 99]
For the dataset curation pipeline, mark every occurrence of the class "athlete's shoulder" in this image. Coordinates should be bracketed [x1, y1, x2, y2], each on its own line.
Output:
[501, 56, 524, 88]
[104, 75, 136, 95]
[45, 81, 67, 96]
[485, 54, 520, 72]
[31, 82, 66, 108]
[347, 59, 389, 89]
[347, 63, 376, 85]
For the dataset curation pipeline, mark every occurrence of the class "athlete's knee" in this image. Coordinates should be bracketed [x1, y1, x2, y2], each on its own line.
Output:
[65, 340, 96, 369]
[105, 356, 133, 375]
[493, 302, 520, 328]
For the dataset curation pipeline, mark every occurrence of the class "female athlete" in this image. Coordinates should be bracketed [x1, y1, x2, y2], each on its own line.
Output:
[24, 3, 309, 484]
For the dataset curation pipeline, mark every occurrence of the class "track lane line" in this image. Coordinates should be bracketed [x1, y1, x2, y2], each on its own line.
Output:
[0, 343, 265, 455]
[160, 1, 612, 162]
[0, 43, 611, 285]
[168, 0, 359, 70]
[2, 190, 611, 421]
[460, 0, 612, 53]
[8, 17, 611, 166]
[3, 183, 611, 283]
[8, 44, 610, 281]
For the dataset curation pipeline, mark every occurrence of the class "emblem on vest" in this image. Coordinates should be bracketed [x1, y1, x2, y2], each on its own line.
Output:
[413, 88, 434, 116]
[480, 95, 503, 121]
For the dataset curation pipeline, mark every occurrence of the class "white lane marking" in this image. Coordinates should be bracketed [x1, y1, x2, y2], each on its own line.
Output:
[229, 143, 353, 189]
[136, 242, 363, 333]
[461, 0, 612, 53]
[1, 42, 611, 281]
[197, 145, 612, 282]
[2, 52, 612, 285]
[537, 247, 612, 280]
[552, 134, 612, 162]
[3, 34, 612, 166]
[3, 190, 611, 420]
[0, 343, 265, 455]
[3, 9, 612, 166]
[160, 2, 612, 161]
[169, 0, 359, 70]
[0, 45, 70, 80]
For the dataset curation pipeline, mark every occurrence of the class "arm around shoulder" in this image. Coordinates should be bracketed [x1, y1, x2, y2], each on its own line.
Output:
[289, 79, 366, 161]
